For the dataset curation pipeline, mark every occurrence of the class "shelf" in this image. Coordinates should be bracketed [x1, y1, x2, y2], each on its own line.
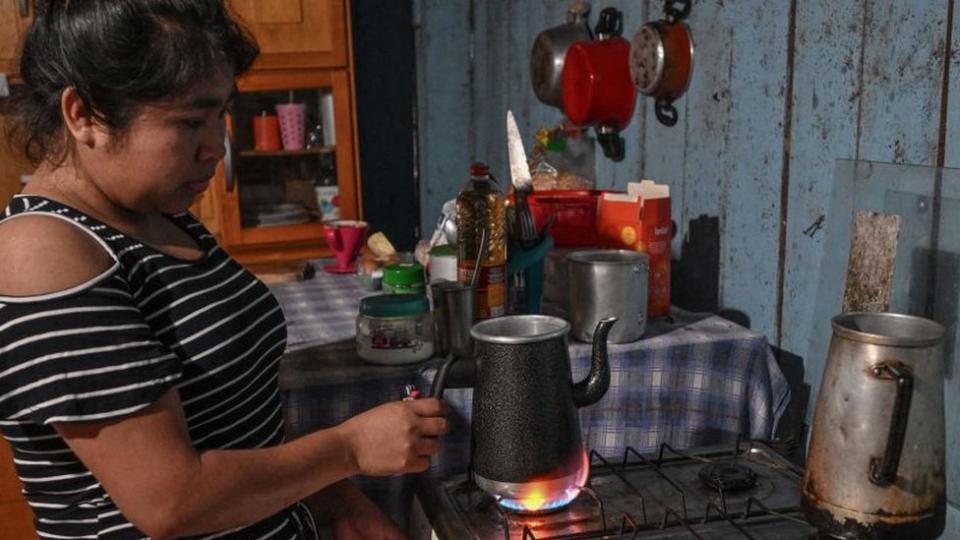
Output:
[238, 146, 335, 158]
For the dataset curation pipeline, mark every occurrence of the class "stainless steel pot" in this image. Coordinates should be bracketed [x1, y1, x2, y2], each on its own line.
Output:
[802, 312, 946, 539]
[567, 249, 648, 343]
[530, 1, 592, 109]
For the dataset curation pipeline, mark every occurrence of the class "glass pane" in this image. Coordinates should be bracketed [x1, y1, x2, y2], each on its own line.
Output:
[808, 159, 960, 504]
[231, 87, 339, 228]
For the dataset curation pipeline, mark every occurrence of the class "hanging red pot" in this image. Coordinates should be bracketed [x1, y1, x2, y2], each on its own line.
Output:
[561, 8, 635, 162]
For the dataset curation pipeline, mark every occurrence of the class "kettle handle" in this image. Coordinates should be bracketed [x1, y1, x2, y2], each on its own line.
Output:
[868, 361, 914, 487]
[429, 353, 476, 399]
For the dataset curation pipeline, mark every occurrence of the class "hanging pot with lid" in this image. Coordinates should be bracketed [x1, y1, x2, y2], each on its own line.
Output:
[630, 0, 695, 126]
[561, 7, 635, 162]
[530, 1, 592, 109]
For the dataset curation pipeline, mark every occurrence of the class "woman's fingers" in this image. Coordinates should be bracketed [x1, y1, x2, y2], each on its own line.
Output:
[408, 397, 448, 417]
[416, 416, 449, 437]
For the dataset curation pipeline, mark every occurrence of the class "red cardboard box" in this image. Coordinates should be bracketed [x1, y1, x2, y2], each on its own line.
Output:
[596, 181, 671, 317]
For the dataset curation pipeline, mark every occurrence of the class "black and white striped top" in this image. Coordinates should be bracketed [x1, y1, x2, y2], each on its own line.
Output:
[0, 195, 318, 539]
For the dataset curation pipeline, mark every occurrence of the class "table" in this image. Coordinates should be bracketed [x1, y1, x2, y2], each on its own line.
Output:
[271, 263, 791, 524]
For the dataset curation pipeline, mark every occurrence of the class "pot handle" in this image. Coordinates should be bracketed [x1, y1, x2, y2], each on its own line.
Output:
[594, 7, 623, 39]
[655, 99, 679, 127]
[664, 0, 692, 22]
[868, 361, 914, 487]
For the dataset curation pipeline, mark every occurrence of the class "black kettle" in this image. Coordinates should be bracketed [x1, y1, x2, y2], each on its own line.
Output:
[432, 315, 617, 510]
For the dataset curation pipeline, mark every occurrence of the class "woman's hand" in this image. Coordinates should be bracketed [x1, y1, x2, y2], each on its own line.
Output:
[338, 398, 448, 476]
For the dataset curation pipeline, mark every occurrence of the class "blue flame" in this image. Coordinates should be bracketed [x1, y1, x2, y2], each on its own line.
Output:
[496, 487, 581, 513]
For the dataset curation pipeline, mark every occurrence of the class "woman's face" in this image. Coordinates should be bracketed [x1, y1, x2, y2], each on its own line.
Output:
[87, 70, 235, 215]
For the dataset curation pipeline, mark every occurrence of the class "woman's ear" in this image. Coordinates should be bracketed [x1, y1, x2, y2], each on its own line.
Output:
[60, 87, 98, 148]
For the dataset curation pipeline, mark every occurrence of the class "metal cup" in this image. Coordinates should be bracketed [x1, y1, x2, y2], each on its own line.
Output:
[430, 280, 475, 358]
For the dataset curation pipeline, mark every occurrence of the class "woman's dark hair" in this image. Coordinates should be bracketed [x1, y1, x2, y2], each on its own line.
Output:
[6, 0, 259, 165]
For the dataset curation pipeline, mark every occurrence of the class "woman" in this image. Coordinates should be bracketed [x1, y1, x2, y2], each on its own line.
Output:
[0, 1, 448, 539]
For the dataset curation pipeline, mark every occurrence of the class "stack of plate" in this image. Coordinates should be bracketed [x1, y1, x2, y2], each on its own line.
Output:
[242, 203, 311, 227]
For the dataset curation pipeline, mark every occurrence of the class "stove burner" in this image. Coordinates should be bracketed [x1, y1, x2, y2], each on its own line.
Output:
[698, 463, 759, 492]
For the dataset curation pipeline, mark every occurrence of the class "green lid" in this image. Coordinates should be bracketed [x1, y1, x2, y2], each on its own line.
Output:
[429, 244, 455, 257]
[360, 294, 429, 318]
[382, 262, 425, 286]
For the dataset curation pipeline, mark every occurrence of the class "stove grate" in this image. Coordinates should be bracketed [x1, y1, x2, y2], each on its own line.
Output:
[451, 437, 814, 539]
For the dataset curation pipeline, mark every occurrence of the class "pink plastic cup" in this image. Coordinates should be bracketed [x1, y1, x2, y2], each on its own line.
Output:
[275, 103, 306, 150]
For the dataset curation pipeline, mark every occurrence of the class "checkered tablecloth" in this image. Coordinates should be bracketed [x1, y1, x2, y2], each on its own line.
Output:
[267, 262, 368, 353]
[422, 312, 792, 478]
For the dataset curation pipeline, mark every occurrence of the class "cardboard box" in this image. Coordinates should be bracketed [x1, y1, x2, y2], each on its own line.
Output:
[596, 180, 671, 317]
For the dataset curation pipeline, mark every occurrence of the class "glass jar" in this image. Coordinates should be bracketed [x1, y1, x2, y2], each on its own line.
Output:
[356, 294, 434, 365]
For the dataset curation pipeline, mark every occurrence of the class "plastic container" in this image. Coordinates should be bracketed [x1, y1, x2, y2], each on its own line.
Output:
[382, 262, 426, 294]
[356, 294, 434, 365]
[527, 189, 602, 247]
[428, 245, 457, 283]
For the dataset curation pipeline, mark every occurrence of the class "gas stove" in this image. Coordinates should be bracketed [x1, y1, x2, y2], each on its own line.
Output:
[413, 439, 818, 539]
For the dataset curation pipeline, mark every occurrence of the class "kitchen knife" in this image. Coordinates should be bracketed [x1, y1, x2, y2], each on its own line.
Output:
[506, 110, 533, 191]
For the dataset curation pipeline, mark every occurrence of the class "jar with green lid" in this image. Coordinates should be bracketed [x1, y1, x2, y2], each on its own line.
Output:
[382, 262, 426, 294]
[356, 294, 434, 365]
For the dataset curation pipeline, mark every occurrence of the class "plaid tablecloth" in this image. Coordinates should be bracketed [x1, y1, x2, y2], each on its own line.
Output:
[267, 263, 368, 353]
[421, 312, 792, 478]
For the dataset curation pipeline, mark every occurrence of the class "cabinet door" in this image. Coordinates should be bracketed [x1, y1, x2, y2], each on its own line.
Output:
[0, 0, 34, 80]
[211, 69, 359, 264]
[228, 0, 349, 70]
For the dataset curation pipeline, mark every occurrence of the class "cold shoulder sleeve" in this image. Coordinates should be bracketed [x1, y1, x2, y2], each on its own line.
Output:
[0, 271, 182, 424]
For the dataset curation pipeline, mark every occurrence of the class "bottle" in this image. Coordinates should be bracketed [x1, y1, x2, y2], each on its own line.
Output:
[456, 162, 507, 319]
[314, 155, 340, 222]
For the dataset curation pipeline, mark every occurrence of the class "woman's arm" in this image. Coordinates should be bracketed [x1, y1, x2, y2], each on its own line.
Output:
[56, 389, 447, 540]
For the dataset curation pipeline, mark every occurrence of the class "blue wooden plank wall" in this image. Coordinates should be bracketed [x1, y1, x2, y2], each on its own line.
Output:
[413, 1, 960, 534]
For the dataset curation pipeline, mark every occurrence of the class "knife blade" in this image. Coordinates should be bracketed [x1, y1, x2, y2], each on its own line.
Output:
[506, 110, 533, 191]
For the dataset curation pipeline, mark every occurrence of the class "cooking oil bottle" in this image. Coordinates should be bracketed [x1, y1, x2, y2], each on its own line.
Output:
[456, 162, 507, 319]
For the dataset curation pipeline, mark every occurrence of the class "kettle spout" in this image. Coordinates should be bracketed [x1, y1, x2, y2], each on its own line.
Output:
[572, 317, 617, 408]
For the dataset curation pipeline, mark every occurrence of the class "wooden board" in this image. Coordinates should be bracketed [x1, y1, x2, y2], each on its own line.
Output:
[842, 211, 902, 313]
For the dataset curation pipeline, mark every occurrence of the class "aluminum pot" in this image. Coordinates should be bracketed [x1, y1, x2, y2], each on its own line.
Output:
[530, 1, 592, 109]
[567, 249, 648, 343]
[802, 312, 946, 539]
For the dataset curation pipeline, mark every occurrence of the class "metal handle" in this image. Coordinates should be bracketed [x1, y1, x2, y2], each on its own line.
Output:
[17, 0, 28, 17]
[869, 361, 914, 487]
[594, 7, 623, 39]
[664, 0, 691, 22]
[566, 0, 591, 23]
[655, 99, 679, 127]
[223, 131, 236, 193]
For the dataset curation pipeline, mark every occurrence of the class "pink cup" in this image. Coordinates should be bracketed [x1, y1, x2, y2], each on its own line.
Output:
[323, 220, 369, 274]
[275, 103, 306, 150]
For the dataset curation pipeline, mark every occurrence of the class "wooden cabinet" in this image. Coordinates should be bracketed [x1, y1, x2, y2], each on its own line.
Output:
[228, 0, 349, 70]
[194, 0, 360, 266]
[0, 0, 33, 81]
[208, 68, 360, 266]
